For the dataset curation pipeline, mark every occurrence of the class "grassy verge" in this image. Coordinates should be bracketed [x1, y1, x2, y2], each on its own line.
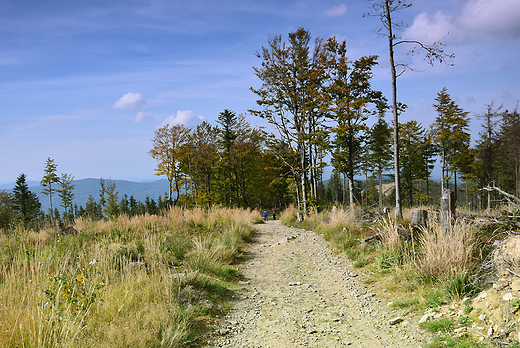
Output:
[282, 206, 489, 348]
[0, 207, 262, 347]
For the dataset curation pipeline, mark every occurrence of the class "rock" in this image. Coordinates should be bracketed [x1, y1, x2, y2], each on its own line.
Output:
[493, 281, 508, 291]
[512, 280, 520, 292]
[388, 317, 404, 325]
[419, 313, 434, 324]
[503, 292, 513, 301]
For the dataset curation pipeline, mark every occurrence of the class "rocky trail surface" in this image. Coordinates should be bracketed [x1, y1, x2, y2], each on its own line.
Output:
[209, 220, 432, 347]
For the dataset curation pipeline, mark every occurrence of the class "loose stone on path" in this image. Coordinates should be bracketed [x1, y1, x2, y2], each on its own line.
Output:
[208, 220, 428, 347]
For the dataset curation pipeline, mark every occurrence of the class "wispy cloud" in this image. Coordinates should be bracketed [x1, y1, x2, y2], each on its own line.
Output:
[133, 111, 152, 122]
[323, 4, 347, 17]
[158, 110, 205, 128]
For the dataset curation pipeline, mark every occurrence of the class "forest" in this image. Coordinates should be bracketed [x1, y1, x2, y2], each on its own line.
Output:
[1, 27, 519, 230]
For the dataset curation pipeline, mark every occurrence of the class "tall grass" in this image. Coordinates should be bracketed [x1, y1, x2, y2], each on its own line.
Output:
[0, 207, 258, 347]
[419, 216, 477, 282]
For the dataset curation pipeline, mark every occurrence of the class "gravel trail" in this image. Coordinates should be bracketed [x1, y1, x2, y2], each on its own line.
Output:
[209, 220, 429, 347]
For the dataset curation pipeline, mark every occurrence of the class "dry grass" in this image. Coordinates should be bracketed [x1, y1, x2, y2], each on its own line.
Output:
[0, 207, 257, 348]
[280, 204, 299, 224]
[419, 215, 477, 282]
[373, 216, 402, 250]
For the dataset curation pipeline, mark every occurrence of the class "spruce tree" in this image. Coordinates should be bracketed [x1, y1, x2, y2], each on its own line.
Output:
[40, 157, 60, 216]
[12, 173, 41, 228]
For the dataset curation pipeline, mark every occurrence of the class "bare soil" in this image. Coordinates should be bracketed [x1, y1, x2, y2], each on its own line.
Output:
[208, 220, 432, 347]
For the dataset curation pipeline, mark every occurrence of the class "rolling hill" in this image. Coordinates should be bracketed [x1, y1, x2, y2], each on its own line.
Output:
[1, 178, 171, 212]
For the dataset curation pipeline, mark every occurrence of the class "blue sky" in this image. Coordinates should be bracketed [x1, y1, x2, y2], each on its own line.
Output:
[1, 0, 519, 184]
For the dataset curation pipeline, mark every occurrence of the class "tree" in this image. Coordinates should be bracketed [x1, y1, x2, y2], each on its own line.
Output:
[321, 37, 384, 208]
[12, 173, 41, 228]
[367, 106, 393, 208]
[85, 195, 102, 220]
[250, 27, 326, 217]
[399, 121, 429, 206]
[216, 109, 239, 206]
[498, 107, 520, 197]
[476, 103, 502, 210]
[431, 87, 471, 203]
[40, 157, 60, 216]
[58, 173, 75, 221]
[149, 124, 191, 206]
[0, 190, 15, 230]
[365, 0, 455, 217]
[99, 178, 118, 218]
[183, 122, 220, 207]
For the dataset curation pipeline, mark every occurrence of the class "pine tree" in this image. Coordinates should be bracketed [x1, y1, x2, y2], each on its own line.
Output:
[476, 102, 502, 210]
[58, 173, 75, 222]
[40, 157, 60, 216]
[498, 107, 520, 197]
[399, 121, 429, 207]
[431, 88, 471, 203]
[12, 173, 41, 228]
[367, 106, 393, 208]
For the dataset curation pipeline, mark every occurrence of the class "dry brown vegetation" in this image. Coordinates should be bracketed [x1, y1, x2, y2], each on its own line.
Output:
[0, 207, 262, 348]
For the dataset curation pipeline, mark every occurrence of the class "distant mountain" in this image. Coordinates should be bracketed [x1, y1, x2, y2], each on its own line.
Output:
[1, 178, 171, 212]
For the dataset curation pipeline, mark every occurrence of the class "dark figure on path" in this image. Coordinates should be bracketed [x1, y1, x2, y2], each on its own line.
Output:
[264, 210, 268, 221]
[272, 211, 276, 220]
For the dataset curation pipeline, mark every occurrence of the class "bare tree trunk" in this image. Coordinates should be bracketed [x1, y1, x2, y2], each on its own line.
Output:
[516, 161, 520, 198]
[385, 0, 402, 218]
[348, 176, 355, 208]
[378, 164, 383, 209]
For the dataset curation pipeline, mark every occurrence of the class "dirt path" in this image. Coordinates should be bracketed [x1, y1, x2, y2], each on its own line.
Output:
[209, 221, 431, 347]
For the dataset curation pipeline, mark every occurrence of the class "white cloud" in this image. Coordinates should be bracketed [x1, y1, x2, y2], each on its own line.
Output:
[459, 0, 520, 39]
[324, 4, 347, 17]
[404, 0, 520, 43]
[158, 110, 205, 128]
[133, 111, 152, 122]
[404, 11, 455, 43]
[112, 92, 146, 110]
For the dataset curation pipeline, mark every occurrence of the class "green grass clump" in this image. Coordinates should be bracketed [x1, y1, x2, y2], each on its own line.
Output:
[421, 318, 454, 333]
[424, 334, 486, 348]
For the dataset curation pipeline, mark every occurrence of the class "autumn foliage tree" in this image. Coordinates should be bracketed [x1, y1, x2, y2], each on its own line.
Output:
[149, 124, 191, 206]
[250, 27, 325, 217]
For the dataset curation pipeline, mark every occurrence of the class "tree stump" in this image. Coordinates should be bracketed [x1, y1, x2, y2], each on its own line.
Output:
[410, 209, 428, 229]
[440, 189, 455, 228]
